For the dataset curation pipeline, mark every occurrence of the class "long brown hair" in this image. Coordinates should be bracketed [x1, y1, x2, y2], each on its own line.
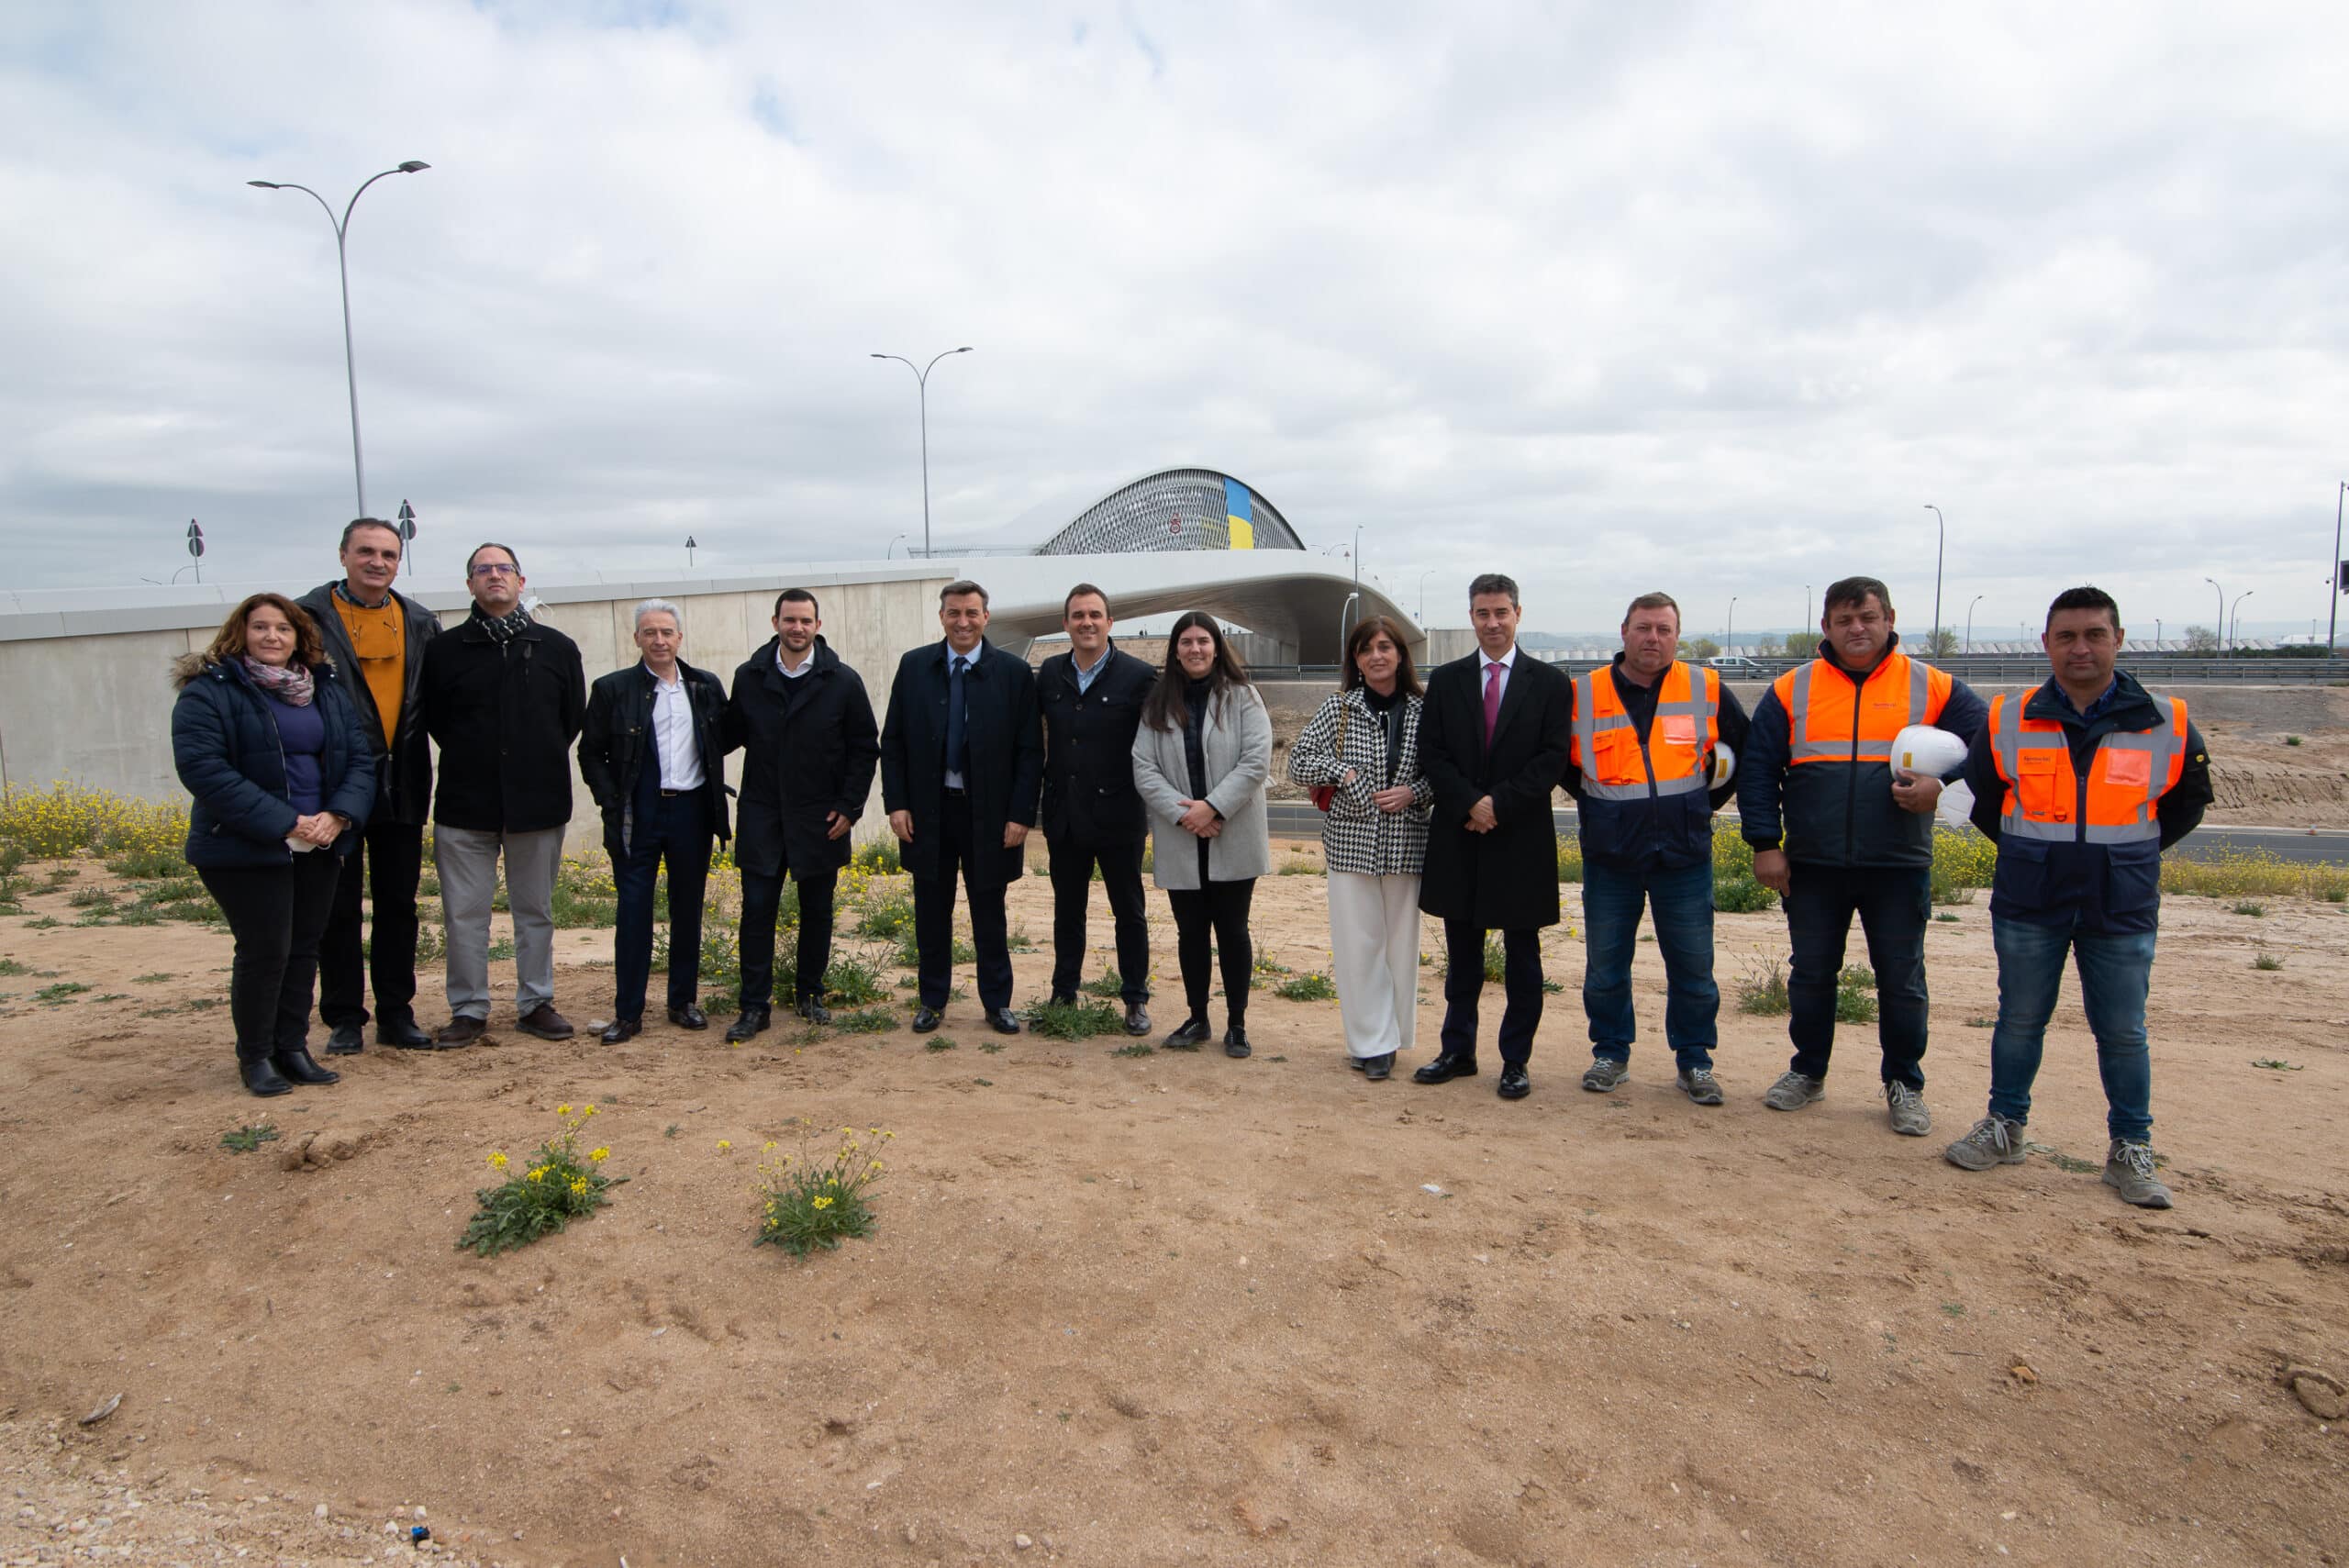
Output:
[1341, 616, 1423, 696]
[1143, 610, 1252, 731]
[172, 593, 328, 687]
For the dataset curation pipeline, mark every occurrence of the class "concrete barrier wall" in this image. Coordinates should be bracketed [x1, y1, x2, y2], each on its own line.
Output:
[0, 578, 952, 843]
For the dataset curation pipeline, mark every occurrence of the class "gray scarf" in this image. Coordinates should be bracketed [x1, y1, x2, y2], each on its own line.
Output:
[472, 604, 533, 644]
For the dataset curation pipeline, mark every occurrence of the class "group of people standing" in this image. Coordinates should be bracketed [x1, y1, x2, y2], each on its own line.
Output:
[167, 526, 2210, 1209]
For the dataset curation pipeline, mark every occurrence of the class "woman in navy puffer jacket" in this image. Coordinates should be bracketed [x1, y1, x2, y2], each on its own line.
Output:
[172, 594, 375, 1096]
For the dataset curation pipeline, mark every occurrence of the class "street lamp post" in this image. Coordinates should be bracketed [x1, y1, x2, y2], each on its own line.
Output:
[1922, 504, 1947, 654]
[2332, 481, 2346, 652]
[870, 347, 974, 558]
[1726, 595, 1738, 654]
[2204, 577, 2223, 652]
[1965, 594, 1984, 653]
[248, 161, 431, 518]
[886, 533, 907, 560]
[1417, 568, 1440, 622]
[2230, 590, 2254, 653]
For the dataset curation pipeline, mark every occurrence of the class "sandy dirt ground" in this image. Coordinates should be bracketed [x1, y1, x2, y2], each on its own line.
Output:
[2, 845, 2346, 1568]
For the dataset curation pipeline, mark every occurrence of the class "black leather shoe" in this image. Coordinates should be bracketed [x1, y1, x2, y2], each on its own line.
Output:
[1497, 1064, 1531, 1100]
[724, 1007, 770, 1042]
[987, 1007, 1023, 1036]
[375, 1018, 432, 1050]
[912, 1006, 944, 1033]
[273, 1046, 340, 1086]
[1413, 1053, 1479, 1084]
[797, 998, 832, 1026]
[667, 1005, 708, 1030]
[1348, 1053, 1368, 1072]
[1123, 1003, 1151, 1037]
[1163, 1017, 1210, 1050]
[1362, 1052, 1394, 1082]
[600, 1018, 641, 1045]
[239, 1057, 293, 1097]
[325, 1023, 365, 1056]
[1223, 1027, 1251, 1059]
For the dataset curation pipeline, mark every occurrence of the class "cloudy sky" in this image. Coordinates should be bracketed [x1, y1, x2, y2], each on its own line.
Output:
[4, 1, 2344, 641]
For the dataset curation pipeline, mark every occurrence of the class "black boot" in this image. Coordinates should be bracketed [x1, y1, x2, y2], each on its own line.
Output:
[272, 1046, 340, 1086]
[239, 1056, 293, 1096]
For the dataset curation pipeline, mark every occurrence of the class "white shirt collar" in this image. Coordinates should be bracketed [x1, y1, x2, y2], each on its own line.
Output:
[946, 639, 985, 667]
[1481, 646, 1518, 671]
[775, 644, 813, 676]
[643, 661, 684, 688]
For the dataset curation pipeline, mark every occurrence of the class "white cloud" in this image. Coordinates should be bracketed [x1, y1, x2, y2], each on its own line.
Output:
[2, 0, 2345, 642]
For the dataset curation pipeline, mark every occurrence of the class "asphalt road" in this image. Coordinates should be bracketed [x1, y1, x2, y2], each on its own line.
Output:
[1263, 802, 2349, 866]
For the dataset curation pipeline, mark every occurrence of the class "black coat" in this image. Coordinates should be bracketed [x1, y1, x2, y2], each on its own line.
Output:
[1036, 643, 1154, 850]
[419, 612, 586, 834]
[1417, 651, 1573, 929]
[879, 639, 1042, 891]
[294, 581, 440, 826]
[579, 659, 734, 862]
[171, 659, 377, 870]
[722, 637, 880, 879]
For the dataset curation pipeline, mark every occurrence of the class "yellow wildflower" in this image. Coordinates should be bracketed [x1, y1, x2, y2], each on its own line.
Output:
[487, 1151, 508, 1169]
[527, 1167, 546, 1184]
[589, 1147, 609, 1162]
[763, 1141, 776, 1151]
[718, 1140, 732, 1151]
[570, 1176, 588, 1196]
[556, 1104, 573, 1116]
[584, 1104, 598, 1118]
[811, 1195, 834, 1210]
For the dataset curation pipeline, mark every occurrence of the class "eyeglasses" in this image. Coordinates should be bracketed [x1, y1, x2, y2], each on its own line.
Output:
[470, 562, 520, 579]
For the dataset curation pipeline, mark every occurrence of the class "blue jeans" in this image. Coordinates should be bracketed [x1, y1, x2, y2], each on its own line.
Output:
[1581, 857, 1717, 1069]
[1987, 914, 2155, 1142]
[1784, 862, 1931, 1091]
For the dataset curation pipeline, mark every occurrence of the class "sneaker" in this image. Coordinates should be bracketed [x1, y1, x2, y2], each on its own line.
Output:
[1944, 1115, 2027, 1171]
[1763, 1070, 1825, 1111]
[1580, 1058, 1631, 1094]
[1675, 1066, 1724, 1106]
[2102, 1140, 2174, 1209]
[1885, 1081, 1932, 1137]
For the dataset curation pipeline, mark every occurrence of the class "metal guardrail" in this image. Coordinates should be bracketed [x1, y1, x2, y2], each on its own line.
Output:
[1244, 658, 2349, 684]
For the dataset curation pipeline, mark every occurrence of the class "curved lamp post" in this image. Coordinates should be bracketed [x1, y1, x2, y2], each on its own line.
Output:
[2204, 577, 2223, 651]
[2230, 589, 2254, 653]
[248, 161, 430, 517]
[871, 347, 973, 558]
[1725, 595, 1738, 654]
[1965, 593, 1984, 653]
[1921, 504, 1946, 653]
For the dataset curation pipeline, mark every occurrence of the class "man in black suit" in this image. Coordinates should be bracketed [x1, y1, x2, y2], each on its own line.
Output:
[880, 579, 1043, 1036]
[1037, 584, 1155, 1036]
[721, 588, 881, 1039]
[579, 599, 733, 1044]
[1415, 572, 1575, 1099]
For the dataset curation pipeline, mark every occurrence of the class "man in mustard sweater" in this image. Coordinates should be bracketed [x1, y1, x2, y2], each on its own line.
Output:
[296, 519, 443, 1051]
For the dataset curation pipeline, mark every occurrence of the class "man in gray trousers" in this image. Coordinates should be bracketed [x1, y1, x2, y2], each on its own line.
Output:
[418, 544, 587, 1043]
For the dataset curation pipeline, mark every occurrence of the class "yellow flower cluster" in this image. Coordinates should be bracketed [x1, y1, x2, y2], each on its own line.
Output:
[589, 1147, 609, 1163]
[486, 1151, 508, 1170]
[810, 1195, 834, 1210]
[0, 782, 189, 861]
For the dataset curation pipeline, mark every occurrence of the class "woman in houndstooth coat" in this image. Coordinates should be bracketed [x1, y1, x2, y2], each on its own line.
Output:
[1286, 616, 1433, 1079]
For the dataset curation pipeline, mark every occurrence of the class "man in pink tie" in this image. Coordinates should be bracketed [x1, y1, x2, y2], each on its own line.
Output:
[1413, 573, 1575, 1099]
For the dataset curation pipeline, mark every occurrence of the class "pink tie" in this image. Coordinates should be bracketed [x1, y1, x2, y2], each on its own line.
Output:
[1483, 661, 1502, 749]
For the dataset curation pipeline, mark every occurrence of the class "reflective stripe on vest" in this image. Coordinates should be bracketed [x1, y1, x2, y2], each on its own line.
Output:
[1773, 651, 1951, 765]
[1572, 662, 1720, 802]
[1988, 692, 2187, 844]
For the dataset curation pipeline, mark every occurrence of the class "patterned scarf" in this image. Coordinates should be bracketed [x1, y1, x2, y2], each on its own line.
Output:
[240, 657, 315, 706]
[472, 603, 533, 644]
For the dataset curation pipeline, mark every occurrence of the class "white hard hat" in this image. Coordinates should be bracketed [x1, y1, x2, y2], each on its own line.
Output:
[1890, 725, 1965, 777]
[1709, 743, 1736, 787]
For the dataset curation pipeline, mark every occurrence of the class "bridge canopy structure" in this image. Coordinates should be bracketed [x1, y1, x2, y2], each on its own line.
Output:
[1016, 468, 1304, 555]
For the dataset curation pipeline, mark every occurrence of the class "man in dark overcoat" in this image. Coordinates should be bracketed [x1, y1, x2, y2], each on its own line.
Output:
[1037, 584, 1156, 1035]
[1415, 572, 1574, 1100]
[880, 579, 1044, 1036]
[721, 588, 880, 1038]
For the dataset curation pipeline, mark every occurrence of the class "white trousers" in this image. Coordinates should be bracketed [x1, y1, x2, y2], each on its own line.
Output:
[1327, 871, 1422, 1059]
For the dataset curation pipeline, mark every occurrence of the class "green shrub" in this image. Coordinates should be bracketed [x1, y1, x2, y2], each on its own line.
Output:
[459, 1107, 623, 1257]
[1555, 835, 1584, 884]
[1080, 970, 1127, 998]
[1021, 996, 1124, 1040]
[1713, 875, 1776, 914]
[755, 1128, 890, 1258]
[857, 889, 916, 939]
[851, 839, 903, 875]
[1834, 964, 1877, 1022]
[1275, 973, 1338, 1002]
[1735, 954, 1789, 1016]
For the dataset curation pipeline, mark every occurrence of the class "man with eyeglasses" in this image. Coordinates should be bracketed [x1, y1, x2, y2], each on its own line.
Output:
[419, 544, 587, 1045]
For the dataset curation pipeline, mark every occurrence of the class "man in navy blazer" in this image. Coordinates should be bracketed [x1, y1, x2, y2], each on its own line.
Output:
[880, 580, 1044, 1036]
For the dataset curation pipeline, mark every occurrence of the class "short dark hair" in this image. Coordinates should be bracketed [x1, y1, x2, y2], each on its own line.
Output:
[774, 588, 820, 618]
[1822, 576, 1891, 619]
[340, 517, 401, 553]
[1622, 592, 1679, 626]
[1468, 573, 1520, 608]
[2044, 585, 2121, 632]
[940, 579, 989, 607]
[1341, 616, 1423, 697]
[1063, 583, 1109, 617]
[465, 541, 522, 576]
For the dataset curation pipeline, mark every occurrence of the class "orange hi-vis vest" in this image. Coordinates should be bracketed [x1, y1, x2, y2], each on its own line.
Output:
[1988, 691, 2188, 844]
[1771, 650, 1953, 767]
[1571, 662, 1720, 800]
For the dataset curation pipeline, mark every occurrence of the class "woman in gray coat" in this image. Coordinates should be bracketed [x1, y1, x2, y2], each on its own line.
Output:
[1131, 612, 1273, 1056]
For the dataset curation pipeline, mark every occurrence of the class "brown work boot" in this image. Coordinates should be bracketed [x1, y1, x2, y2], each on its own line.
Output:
[516, 1003, 574, 1040]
